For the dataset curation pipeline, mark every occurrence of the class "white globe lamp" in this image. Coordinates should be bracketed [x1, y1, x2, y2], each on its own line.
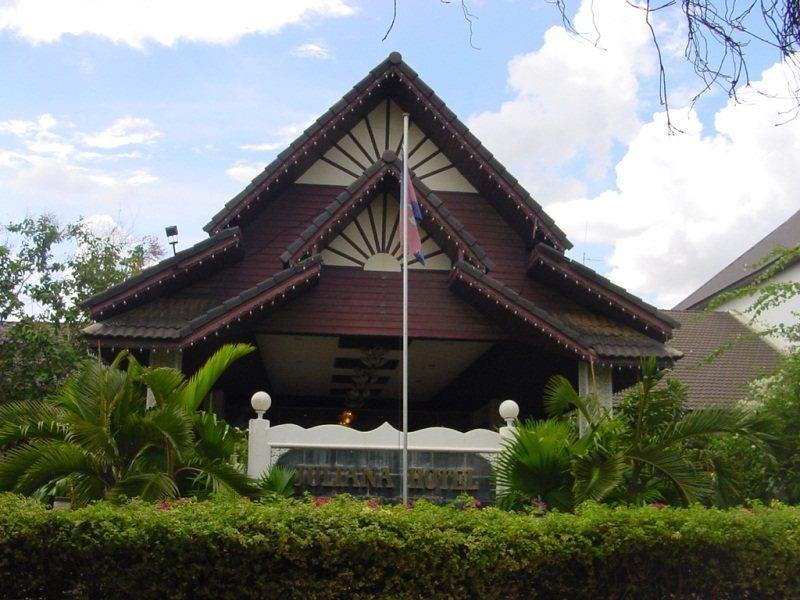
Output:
[251, 391, 271, 418]
[498, 399, 519, 427]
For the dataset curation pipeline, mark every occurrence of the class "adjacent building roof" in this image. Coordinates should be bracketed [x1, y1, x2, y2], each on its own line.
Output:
[675, 209, 800, 310]
[661, 310, 782, 408]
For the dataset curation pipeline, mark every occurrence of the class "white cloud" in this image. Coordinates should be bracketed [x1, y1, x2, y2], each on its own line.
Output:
[467, 0, 657, 203]
[239, 119, 313, 152]
[0, 0, 355, 49]
[84, 117, 161, 149]
[547, 60, 800, 308]
[0, 113, 159, 197]
[292, 42, 331, 59]
[226, 161, 263, 183]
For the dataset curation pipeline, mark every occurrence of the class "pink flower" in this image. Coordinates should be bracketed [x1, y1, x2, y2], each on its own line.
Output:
[312, 496, 331, 506]
[649, 502, 666, 510]
[473, 499, 483, 509]
[156, 502, 170, 510]
[530, 497, 548, 511]
[368, 499, 380, 508]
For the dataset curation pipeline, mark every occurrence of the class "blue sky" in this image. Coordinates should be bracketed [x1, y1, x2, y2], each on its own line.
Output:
[0, 0, 797, 307]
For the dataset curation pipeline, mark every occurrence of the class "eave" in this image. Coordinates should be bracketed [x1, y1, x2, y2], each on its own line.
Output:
[449, 260, 599, 363]
[82, 227, 244, 320]
[280, 152, 494, 272]
[528, 243, 679, 341]
[451, 261, 679, 366]
[203, 52, 570, 251]
[84, 255, 322, 350]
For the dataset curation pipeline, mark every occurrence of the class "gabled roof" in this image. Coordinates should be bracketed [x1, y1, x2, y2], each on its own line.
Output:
[675, 208, 800, 310]
[451, 261, 680, 365]
[280, 151, 494, 271]
[661, 310, 782, 408]
[82, 227, 244, 319]
[529, 243, 679, 339]
[84, 255, 322, 349]
[203, 51, 570, 251]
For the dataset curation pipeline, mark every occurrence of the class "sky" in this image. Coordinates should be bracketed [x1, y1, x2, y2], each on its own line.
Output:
[0, 0, 797, 309]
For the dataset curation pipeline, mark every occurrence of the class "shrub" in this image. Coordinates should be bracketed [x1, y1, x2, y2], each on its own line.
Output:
[2, 493, 800, 599]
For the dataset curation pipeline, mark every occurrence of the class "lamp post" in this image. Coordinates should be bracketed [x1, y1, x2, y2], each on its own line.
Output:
[247, 391, 272, 478]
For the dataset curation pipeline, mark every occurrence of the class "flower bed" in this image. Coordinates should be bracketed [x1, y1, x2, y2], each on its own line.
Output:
[1, 493, 799, 599]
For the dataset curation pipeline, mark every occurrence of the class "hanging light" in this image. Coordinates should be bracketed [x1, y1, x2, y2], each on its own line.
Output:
[338, 409, 355, 427]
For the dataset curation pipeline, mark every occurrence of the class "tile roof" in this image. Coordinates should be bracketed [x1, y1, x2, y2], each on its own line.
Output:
[81, 226, 243, 317]
[84, 255, 322, 347]
[660, 309, 782, 408]
[452, 261, 679, 362]
[675, 209, 800, 309]
[530, 243, 679, 337]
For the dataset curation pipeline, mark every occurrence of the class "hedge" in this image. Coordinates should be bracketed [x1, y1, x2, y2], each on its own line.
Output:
[2, 494, 800, 599]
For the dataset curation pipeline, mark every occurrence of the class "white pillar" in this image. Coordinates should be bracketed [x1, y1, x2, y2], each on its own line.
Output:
[498, 399, 519, 442]
[577, 361, 613, 434]
[247, 391, 271, 479]
[146, 349, 183, 409]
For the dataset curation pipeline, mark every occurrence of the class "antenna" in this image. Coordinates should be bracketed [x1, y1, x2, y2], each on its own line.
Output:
[165, 225, 178, 256]
[581, 222, 602, 266]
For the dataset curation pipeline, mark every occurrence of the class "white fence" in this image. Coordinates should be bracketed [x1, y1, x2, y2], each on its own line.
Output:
[246, 393, 519, 483]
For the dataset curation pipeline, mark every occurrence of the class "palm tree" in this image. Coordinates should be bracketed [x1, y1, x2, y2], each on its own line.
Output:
[494, 358, 773, 509]
[0, 344, 257, 506]
[493, 418, 623, 511]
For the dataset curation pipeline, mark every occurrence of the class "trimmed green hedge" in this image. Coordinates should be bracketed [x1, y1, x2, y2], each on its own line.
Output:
[2, 494, 800, 599]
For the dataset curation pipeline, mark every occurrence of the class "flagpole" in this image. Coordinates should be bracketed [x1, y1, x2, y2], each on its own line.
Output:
[401, 113, 409, 506]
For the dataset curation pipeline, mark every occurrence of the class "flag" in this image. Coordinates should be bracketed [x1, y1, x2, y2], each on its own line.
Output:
[404, 174, 425, 265]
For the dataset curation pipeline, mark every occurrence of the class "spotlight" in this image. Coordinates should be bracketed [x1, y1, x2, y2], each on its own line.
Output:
[165, 225, 178, 255]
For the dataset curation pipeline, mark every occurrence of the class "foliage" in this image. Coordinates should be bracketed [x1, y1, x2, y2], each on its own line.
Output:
[495, 358, 773, 509]
[0, 344, 256, 506]
[1, 493, 800, 599]
[256, 466, 296, 500]
[735, 350, 800, 503]
[0, 214, 162, 402]
[706, 244, 800, 346]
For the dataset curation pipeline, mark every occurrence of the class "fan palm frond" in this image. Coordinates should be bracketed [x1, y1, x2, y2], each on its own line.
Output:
[494, 419, 576, 511]
[573, 451, 625, 504]
[257, 465, 296, 499]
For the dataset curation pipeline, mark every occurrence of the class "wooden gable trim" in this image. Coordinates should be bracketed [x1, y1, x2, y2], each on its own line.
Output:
[84, 255, 323, 350]
[280, 152, 494, 272]
[83, 227, 244, 320]
[528, 243, 678, 341]
[449, 261, 598, 362]
[203, 52, 570, 251]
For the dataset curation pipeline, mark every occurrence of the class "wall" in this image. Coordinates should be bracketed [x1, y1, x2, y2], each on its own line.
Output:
[715, 261, 800, 352]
